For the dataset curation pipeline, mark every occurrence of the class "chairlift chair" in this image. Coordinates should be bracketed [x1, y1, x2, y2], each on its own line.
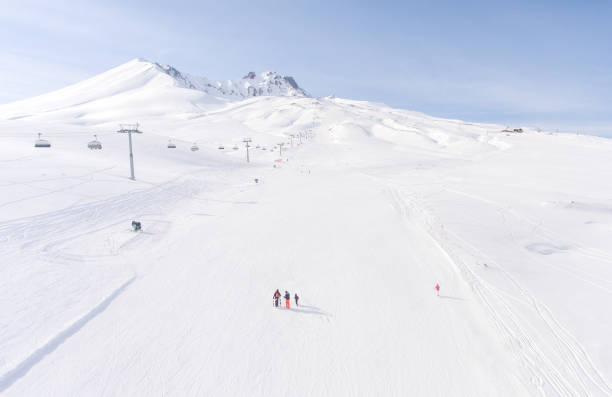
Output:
[218, 145, 225, 150]
[87, 134, 102, 150]
[34, 133, 51, 148]
[232, 145, 239, 150]
[167, 140, 176, 149]
[190, 142, 199, 151]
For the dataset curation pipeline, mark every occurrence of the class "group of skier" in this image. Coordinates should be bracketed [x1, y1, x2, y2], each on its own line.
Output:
[273, 289, 299, 309]
[273, 284, 439, 311]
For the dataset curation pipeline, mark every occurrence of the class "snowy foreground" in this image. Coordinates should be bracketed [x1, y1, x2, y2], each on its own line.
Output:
[1, 60, 611, 396]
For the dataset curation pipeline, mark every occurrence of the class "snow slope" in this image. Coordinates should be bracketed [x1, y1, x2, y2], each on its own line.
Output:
[0, 60, 611, 396]
[0, 59, 307, 124]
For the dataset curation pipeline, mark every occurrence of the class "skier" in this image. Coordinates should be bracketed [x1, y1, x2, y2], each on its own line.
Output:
[273, 289, 281, 307]
[284, 291, 291, 309]
[294, 293, 299, 307]
[435, 283, 440, 297]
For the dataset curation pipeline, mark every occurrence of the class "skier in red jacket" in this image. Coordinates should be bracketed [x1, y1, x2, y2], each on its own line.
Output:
[284, 291, 291, 309]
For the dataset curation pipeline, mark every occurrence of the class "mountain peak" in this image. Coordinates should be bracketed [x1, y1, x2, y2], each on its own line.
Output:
[233, 70, 308, 98]
[144, 62, 308, 99]
[0, 59, 309, 117]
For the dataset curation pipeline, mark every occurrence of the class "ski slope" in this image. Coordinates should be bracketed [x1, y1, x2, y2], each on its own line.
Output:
[0, 59, 611, 396]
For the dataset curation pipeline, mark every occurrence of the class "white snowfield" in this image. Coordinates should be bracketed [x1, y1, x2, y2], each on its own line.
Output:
[0, 59, 611, 396]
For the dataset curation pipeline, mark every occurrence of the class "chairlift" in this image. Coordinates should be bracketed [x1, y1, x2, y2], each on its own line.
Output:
[167, 139, 176, 149]
[232, 145, 239, 150]
[190, 142, 199, 151]
[218, 145, 225, 150]
[87, 134, 102, 150]
[34, 133, 51, 148]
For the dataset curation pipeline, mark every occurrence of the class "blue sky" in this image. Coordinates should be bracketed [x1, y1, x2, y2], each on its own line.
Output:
[1, 0, 611, 135]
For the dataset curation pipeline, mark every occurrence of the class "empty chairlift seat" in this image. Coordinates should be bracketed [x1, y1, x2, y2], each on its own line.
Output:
[167, 140, 176, 149]
[34, 133, 51, 148]
[87, 134, 102, 150]
[190, 143, 199, 151]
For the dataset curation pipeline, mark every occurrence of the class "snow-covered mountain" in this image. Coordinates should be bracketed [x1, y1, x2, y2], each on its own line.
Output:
[155, 62, 308, 98]
[0, 59, 308, 123]
[1, 59, 612, 396]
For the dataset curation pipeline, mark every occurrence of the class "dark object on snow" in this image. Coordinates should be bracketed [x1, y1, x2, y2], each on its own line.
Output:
[273, 289, 281, 307]
[254, 178, 259, 183]
[132, 221, 142, 231]
[294, 293, 299, 306]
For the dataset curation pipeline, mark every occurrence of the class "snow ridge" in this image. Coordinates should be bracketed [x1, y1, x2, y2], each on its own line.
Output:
[152, 60, 309, 99]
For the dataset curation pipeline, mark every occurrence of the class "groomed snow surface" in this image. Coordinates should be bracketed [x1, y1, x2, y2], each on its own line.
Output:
[0, 59, 611, 396]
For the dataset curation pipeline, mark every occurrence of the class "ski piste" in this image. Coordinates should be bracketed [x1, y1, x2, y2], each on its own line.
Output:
[0, 59, 611, 396]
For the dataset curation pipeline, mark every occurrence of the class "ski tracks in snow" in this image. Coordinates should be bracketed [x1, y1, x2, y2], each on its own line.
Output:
[0, 277, 135, 392]
[0, 171, 226, 390]
[385, 185, 612, 397]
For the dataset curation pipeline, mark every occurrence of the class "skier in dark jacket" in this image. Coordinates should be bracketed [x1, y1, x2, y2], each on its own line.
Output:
[294, 293, 299, 306]
[284, 291, 291, 309]
[273, 289, 281, 307]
